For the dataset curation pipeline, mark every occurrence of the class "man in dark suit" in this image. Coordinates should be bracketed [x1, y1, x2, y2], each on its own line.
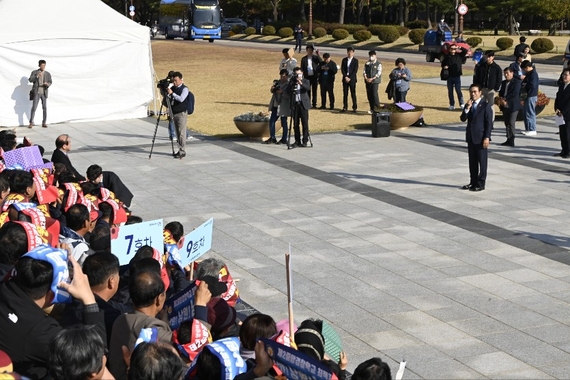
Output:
[300, 44, 321, 108]
[460, 84, 494, 191]
[317, 53, 338, 110]
[341, 47, 359, 113]
[498, 67, 522, 147]
[287, 67, 311, 148]
[51, 134, 85, 181]
[554, 69, 570, 158]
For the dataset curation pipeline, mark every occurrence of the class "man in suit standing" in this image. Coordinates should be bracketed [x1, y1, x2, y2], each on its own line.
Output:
[554, 69, 570, 158]
[460, 84, 493, 192]
[28, 59, 52, 129]
[341, 47, 359, 113]
[317, 53, 338, 110]
[498, 67, 522, 147]
[51, 134, 85, 181]
[301, 45, 321, 108]
[287, 67, 311, 148]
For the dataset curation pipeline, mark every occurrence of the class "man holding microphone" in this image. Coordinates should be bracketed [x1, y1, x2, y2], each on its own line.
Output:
[460, 84, 493, 192]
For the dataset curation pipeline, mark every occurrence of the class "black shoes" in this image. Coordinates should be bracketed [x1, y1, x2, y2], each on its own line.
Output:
[318, 106, 326, 109]
[500, 140, 515, 147]
[340, 109, 347, 113]
[461, 184, 474, 190]
[462, 184, 484, 191]
[277, 139, 287, 145]
[173, 151, 186, 159]
[263, 138, 277, 144]
[554, 152, 569, 158]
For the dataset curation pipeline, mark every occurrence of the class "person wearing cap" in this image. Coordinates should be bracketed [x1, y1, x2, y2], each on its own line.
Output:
[473, 50, 502, 120]
[363, 50, 382, 114]
[341, 47, 359, 113]
[521, 60, 539, 136]
[301, 44, 322, 108]
[60, 203, 97, 266]
[514, 36, 530, 58]
[317, 53, 338, 109]
[279, 48, 297, 77]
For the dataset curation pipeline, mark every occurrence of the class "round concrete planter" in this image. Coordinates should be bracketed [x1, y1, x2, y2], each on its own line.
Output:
[389, 110, 422, 130]
[234, 120, 281, 141]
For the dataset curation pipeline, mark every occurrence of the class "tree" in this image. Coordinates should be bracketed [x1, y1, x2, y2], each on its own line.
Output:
[539, 0, 570, 35]
[339, 0, 346, 22]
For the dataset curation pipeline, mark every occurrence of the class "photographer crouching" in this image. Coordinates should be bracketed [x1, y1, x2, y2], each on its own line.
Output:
[166, 71, 189, 159]
[286, 67, 311, 148]
[265, 69, 290, 144]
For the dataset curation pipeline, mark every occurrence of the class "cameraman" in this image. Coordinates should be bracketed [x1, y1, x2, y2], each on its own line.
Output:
[166, 71, 189, 159]
[266, 69, 290, 144]
[286, 67, 311, 148]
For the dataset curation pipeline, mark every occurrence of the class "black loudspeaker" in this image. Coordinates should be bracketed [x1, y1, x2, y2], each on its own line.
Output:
[372, 112, 391, 137]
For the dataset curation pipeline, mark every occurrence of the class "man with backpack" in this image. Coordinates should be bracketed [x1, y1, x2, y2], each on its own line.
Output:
[167, 71, 192, 159]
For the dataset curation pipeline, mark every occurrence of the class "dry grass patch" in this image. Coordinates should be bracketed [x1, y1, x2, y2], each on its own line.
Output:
[151, 40, 553, 137]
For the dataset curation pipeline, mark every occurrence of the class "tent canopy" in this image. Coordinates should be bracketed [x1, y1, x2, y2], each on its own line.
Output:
[0, 0, 155, 127]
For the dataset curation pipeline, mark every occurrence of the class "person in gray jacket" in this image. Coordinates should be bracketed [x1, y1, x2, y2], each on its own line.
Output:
[28, 59, 52, 128]
[389, 58, 412, 103]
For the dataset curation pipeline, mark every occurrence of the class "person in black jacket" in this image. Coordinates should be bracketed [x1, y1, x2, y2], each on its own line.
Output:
[554, 69, 570, 157]
[473, 50, 502, 120]
[521, 60, 539, 136]
[51, 134, 85, 181]
[317, 53, 338, 109]
[300, 45, 321, 108]
[340, 47, 359, 112]
[441, 44, 465, 110]
[498, 67, 522, 147]
[286, 67, 312, 148]
[514, 36, 529, 58]
[0, 253, 105, 379]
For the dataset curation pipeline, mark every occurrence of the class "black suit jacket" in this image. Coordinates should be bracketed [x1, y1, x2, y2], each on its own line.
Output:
[498, 78, 522, 112]
[460, 99, 493, 144]
[286, 78, 311, 110]
[301, 54, 322, 78]
[341, 57, 359, 82]
[51, 148, 85, 181]
[555, 83, 570, 121]
[101, 171, 134, 207]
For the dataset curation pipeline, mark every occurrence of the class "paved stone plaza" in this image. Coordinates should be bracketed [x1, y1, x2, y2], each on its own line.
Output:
[23, 112, 570, 378]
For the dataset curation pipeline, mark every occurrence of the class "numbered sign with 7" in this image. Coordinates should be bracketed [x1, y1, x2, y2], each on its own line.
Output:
[111, 219, 164, 265]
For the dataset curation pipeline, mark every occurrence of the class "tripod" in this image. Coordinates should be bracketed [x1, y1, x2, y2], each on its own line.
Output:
[149, 91, 176, 159]
[286, 78, 313, 150]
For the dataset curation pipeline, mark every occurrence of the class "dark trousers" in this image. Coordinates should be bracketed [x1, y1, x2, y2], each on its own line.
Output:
[342, 79, 357, 110]
[293, 103, 309, 144]
[559, 119, 570, 155]
[320, 81, 335, 108]
[395, 90, 407, 103]
[366, 82, 380, 111]
[295, 36, 303, 52]
[468, 139, 488, 188]
[307, 75, 318, 107]
[447, 76, 464, 106]
[30, 93, 47, 124]
[503, 110, 518, 141]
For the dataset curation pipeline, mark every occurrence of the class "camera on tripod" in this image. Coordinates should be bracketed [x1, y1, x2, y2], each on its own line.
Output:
[273, 79, 280, 87]
[157, 78, 170, 92]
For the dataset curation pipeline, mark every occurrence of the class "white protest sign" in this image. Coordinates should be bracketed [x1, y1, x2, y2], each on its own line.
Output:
[110, 219, 164, 265]
[179, 218, 213, 267]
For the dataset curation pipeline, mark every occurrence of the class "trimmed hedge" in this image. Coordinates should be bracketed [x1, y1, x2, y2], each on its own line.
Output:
[466, 36, 482, 48]
[531, 38, 554, 53]
[408, 28, 426, 45]
[405, 20, 428, 29]
[332, 28, 349, 40]
[262, 25, 276, 35]
[496, 37, 513, 50]
[244, 27, 256, 35]
[278, 27, 294, 38]
[377, 26, 400, 43]
[397, 26, 410, 36]
[312, 27, 327, 38]
[368, 24, 383, 36]
[231, 25, 244, 34]
[353, 30, 372, 42]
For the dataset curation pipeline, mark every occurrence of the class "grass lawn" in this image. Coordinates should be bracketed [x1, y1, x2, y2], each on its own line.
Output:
[151, 39, 555, 137]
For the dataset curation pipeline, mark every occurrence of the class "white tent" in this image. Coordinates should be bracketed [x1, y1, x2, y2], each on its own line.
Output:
[0, 0, 155, 127]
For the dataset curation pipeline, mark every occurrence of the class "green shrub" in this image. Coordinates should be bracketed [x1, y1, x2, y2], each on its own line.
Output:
[231, 25, 244, 34]
[368, 24, 383, 36]
[531, 37, 554, 53]
[377, 26, 400, 43]
[244, 27, 256, 35]
[408, 28, 426, 45]
[405, 20, 428, 29]
[312, 27, 327, 38]
[343, 24, 367, 34]
[466, 36, 482, 48]
[397, 26, 409, 36]
[278, 27, 294, 38]
[262, 25, 276, 35]
[353, 29, 372, 42]
[496, 37, 513, 50]
[332, 28, 349, 40]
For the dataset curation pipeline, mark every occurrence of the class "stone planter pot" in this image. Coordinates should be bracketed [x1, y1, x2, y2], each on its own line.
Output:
[389, 110, 423, 130]
[233, 120, 281, 141]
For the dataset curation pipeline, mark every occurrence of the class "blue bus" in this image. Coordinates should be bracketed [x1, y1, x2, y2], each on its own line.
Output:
[162, 0, 221, 42]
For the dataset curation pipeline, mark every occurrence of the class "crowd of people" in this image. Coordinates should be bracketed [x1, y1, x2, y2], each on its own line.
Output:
[0, 128, 395, 380]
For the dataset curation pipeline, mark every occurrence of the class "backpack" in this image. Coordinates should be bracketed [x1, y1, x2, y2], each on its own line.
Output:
[186, 90, 195, 115]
